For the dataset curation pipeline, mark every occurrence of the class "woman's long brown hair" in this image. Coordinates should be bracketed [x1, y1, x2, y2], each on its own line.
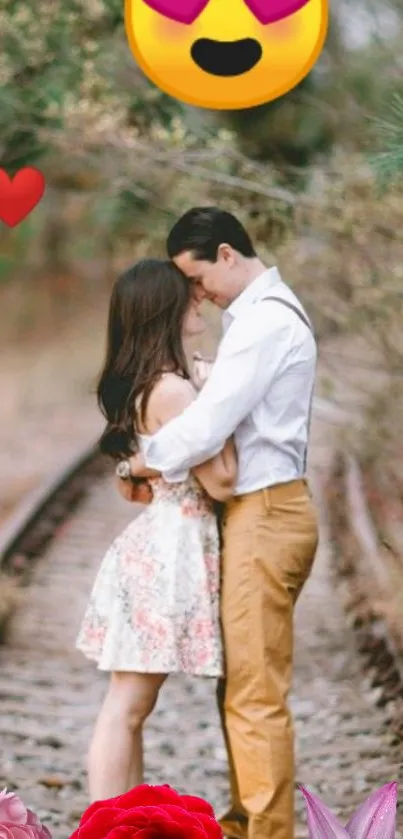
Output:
[97, 258, 191, 459]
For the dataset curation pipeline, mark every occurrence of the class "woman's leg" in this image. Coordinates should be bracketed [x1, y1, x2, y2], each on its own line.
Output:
[127, 727, 144, 790]
[87, 671, 167, 801]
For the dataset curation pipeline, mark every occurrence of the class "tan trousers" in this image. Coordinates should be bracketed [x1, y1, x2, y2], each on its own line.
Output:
[217, 479, 319, 839]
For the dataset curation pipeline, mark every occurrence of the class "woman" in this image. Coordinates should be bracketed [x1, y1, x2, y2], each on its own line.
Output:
[76, 258, 237, 801]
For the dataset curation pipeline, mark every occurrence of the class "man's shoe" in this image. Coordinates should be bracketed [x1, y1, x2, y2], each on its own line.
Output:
[220, 826, 247, 839]
[218, 809, 248, 839]
[220, 828, 247, 839]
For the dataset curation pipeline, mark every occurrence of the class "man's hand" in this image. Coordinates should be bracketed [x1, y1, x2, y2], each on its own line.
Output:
[193, 352, 214, 391]
[116, 477, 153, 505]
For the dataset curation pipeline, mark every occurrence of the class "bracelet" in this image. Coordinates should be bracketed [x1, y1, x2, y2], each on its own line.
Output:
[116, 459, 131, 480]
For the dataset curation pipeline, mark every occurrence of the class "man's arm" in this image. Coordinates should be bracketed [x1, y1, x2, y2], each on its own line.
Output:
[142, 308, 294, 475]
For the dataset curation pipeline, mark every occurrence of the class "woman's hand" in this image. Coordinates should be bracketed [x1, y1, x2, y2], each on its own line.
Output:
[116, 477, 153, 505]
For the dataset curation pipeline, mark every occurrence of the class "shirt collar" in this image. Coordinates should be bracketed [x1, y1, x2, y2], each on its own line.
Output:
[223, 267, 282, 326]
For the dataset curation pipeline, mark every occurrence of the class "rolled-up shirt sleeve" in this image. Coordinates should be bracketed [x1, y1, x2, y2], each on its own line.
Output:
[144, 309, 293, 478]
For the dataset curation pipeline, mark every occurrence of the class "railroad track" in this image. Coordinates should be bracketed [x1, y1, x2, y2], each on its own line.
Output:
[326, 452, 403, 745]
[0, 419, 402, 839]
[0, 443, 106, 577]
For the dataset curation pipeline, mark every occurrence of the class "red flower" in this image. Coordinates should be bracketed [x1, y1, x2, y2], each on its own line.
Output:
[69, 785, 223, 839]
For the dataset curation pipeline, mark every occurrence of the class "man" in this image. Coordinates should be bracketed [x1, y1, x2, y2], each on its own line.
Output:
[117, 207, 319, 839]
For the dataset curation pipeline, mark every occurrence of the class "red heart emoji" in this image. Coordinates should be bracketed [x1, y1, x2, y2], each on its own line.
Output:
[0, 167, 45, 228]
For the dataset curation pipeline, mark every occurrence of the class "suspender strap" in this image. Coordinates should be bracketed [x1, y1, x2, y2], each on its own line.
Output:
[261, 295, 315, 475]
[262, 296, 313, 332]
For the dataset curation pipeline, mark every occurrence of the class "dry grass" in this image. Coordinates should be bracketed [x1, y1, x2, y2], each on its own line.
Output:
[0, 576, 21, 644]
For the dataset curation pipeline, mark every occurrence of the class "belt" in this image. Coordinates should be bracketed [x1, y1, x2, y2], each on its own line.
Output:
[228, 478, 309, 508]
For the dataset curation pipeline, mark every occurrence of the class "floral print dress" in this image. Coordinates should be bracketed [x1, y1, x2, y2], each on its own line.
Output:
[76, 463, 223, 677]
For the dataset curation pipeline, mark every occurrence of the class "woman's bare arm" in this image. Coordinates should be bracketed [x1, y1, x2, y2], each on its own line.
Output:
[126, 453, 160, 479]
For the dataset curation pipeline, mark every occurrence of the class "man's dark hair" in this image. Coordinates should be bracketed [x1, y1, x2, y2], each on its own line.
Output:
[166, 206, 256, 262]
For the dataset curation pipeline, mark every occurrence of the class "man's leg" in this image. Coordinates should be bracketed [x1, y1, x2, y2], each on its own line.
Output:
[220, 480, 318, 839]
[217, 677, 248, 839]
[215, 499, 249, 839]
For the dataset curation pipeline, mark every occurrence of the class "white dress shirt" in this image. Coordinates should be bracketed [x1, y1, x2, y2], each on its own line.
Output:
[143, 268, 317, 495]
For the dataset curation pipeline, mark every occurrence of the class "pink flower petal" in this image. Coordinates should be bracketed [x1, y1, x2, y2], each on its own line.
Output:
[345, 783, 397, 839]
[0, 792, 27, 825]
[0, 826, 34, 839]
[25, 811, 51, 839]
[300, 787, 350, 839]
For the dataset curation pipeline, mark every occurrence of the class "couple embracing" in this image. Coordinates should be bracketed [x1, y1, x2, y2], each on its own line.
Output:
[76, 207, 319, 839]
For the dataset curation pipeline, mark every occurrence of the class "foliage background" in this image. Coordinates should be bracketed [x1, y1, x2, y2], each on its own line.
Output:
[1, 0, 403, 517]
